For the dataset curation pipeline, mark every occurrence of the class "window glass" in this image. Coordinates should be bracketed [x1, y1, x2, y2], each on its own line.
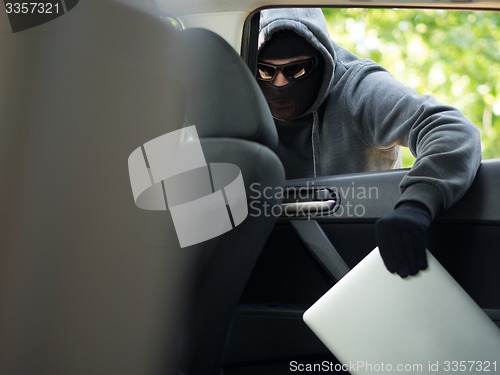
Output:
[323, 8, 500, 166]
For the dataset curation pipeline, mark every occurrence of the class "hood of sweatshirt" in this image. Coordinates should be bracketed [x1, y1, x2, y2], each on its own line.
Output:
[258, 8, 336, 118]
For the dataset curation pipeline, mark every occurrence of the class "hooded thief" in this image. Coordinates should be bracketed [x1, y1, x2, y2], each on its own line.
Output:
[257, 8, 482, 278]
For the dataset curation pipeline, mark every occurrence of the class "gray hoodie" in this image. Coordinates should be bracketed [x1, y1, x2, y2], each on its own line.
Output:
[259, 8, 482, 218]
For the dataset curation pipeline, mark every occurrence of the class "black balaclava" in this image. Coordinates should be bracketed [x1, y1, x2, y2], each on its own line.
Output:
[258, 30, 324, 121]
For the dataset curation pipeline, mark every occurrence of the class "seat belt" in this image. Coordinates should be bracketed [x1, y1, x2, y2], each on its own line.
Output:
[291, 220, 350, 281]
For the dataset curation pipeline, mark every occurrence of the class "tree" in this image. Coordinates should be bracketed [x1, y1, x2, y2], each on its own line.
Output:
[323, 8, 500, 166]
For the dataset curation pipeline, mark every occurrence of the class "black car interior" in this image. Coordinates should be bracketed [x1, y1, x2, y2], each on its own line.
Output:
[221, 7, 500, 375]
[1, 3, 498, 375]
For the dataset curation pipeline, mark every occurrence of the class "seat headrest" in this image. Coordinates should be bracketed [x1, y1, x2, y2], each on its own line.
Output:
[177, 28, 278, 149]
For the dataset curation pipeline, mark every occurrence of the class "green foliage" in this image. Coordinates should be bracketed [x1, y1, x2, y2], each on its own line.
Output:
[323, 8, 500, 166]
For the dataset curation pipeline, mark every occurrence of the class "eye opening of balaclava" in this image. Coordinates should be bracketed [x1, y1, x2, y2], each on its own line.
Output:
[258, 30, 324, 121]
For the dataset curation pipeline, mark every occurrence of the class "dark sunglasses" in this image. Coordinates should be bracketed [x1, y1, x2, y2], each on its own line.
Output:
[256, 57, 317, 82]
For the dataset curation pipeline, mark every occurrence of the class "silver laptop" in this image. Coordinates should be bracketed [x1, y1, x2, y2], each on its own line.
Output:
[303, 248, 500, 375]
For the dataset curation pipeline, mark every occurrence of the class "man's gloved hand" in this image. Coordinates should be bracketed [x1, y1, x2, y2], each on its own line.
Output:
[375, 201, 432, 278]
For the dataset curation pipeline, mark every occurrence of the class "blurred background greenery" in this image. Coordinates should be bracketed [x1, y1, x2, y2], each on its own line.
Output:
[323, 8, 500, 167]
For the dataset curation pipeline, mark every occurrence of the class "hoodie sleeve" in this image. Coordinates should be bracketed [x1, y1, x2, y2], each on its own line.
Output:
[344, 61, 482, 219]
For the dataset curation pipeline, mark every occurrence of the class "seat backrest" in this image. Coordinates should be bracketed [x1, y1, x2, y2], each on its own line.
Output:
[173, 28, 285, 375]
[0, 2, 190, 375]
[178, 27, 278, 149]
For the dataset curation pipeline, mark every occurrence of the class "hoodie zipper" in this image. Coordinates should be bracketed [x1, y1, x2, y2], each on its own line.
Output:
[311, 111, 320, 177]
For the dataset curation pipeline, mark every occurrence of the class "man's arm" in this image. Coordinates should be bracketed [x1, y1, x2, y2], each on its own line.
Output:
[345, 62, 482, 277]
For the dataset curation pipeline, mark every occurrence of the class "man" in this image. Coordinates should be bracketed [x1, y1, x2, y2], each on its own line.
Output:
[257, 8, 482, 278]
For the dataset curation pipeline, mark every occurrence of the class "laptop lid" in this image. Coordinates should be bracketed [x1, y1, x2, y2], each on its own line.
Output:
[303, 248, 500, 375]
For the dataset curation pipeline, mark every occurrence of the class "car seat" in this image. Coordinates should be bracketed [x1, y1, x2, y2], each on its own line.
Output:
[174, 28, 285, 375]
[0, 2, 193, 375]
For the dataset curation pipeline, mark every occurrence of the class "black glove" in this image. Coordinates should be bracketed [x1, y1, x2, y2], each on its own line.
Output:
[375, 201, 432, 278]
